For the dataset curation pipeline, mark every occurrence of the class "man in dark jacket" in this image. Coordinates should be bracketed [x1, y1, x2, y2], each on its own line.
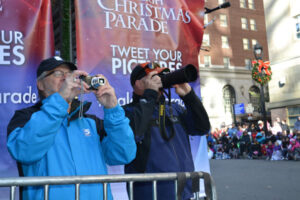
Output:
[123, 63, 211, 200]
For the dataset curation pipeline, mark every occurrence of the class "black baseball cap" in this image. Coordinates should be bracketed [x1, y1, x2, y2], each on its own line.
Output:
[130, 62, 169, 86]
[37, 56, 77, 78]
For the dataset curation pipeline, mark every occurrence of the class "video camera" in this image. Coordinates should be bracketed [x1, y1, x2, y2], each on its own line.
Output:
[79, 75, 105, 90]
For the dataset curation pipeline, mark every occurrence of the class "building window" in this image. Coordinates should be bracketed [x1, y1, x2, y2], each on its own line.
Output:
[251, 39, 257, 49]
[203, 34, 210, 46]
[249, 86, 260, 113]
[241, 18, 248, 29]
[248, 0, 255, 9]
[240, 0, 246, 8]
[296, 15, 300, 39]
[220, 14, 228, 27]
[245, 58, 252, 70]
[243, 38, 250, 50]
[223, 57, 230, 68]
[250, 19, 257, 31]
[221, 36, 229, 48]
[204, 56, 211, 67]
[288, 107, 300, 129]
[223, 85, 236, 116]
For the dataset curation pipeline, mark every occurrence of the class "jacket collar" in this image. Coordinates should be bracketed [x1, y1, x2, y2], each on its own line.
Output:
[132, 92, 165, 104]
[35, 98, 92, 122]
[132, 92, 142, 103]
[69, 98, 92, 121]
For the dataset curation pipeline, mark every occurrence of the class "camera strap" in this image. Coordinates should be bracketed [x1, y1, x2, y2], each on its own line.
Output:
[79, 79, 84, 119]
[158, 89, 175, 141]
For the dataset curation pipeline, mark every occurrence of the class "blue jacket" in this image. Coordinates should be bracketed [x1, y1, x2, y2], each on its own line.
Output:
[7, 93, 136, 200]
[123, 89, 210, 200]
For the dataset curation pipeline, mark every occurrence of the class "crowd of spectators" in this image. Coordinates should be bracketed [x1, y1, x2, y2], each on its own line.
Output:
[207, 116, 300, 161]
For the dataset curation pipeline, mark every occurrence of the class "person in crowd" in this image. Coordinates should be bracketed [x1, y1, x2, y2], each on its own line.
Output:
[228, 123, 238, 138]
[220, 132, 230, 159]
[215, 140, 224, 160]
[271, 141, 282, 161]
[211, 128, 220, 140]
[207, 132, 215, 145]
[123, 62, 210, 200]
[7, 57, 137, 200]
[296, 133, 300, 143]
[255, 131, 265, 144]
[294, 116, 300, 133]
[228, 136, 239, 159]
[266, 131, 277, 144]
[236, 125, 244, 139]
[288, 131, 295, 139]
[276, 132, 283, 145]
[207, 145, 215, 160]
[257, 120, 264, 132]
[249, 138, 262, 159]
[288, 138, 300, 160]
[239, 131, 251, 158]
[281, 119, 290, 135]
[207, 140, 215, 158]
[271, 121, 283, 136]
[266, 140, 274, 160]
[248, 123, 257, 133]
[281, 136, 290, 160]
[275, 117, 283, 126]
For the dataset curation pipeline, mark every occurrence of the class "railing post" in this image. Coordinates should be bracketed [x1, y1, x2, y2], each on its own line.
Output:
[44, 185, 49, 200]
[152, 180, 157, 200]
[129, 181, 134, 200]
[174, 180, 178, 200]
[103, 182, 107, 200]
[75, 183, 80, 200]
[10, 186, 16, 200]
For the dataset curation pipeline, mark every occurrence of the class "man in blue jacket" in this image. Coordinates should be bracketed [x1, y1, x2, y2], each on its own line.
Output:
[7, 56, 136, 200]
[123, 63, 210, 200]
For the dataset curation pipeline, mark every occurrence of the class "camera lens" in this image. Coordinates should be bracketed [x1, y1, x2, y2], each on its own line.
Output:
[159, 64, 198, 88]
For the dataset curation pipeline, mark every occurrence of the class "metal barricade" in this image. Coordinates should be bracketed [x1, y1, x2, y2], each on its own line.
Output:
[0, 171, 217, 200]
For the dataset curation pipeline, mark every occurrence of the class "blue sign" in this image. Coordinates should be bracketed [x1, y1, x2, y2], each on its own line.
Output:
[234, 103, 245, 115]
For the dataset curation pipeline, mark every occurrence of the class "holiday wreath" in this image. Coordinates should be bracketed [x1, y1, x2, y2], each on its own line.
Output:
[252, 60, 272, 85]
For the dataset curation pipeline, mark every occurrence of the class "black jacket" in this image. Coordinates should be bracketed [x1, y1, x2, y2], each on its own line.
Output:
[123, 89, 210, 200]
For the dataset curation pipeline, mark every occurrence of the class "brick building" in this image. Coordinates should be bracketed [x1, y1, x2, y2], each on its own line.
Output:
[199, 0, 270, 129]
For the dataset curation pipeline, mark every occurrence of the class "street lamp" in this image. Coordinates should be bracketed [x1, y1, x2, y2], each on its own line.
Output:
[253, 43, 263, 60]
[253, 43, 268, 135]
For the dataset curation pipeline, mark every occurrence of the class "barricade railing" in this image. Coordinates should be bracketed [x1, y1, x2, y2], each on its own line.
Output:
[0, 171, 217, 200]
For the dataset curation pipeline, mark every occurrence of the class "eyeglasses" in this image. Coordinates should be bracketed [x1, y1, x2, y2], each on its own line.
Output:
[43, 70, 72, 79]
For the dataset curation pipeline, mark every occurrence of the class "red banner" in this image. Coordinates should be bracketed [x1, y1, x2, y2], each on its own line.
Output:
[75, 0, 204, 104]
[75, 0, 205, 199]
[0, 0, 53, 197]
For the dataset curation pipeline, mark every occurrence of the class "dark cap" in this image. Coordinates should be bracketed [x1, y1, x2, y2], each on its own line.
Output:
[130, 62, 169, 86]
[37, 56, 77, 78]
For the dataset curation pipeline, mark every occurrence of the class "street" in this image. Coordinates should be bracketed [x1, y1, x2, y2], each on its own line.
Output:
[210, 159, 300, 200]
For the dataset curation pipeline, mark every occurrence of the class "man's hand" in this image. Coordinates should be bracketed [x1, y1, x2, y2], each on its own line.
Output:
[142, 71, 163, 92]
[59, 70, 90, 102]
[92, 74, 117, 109]
[173, 83, 191, 97]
